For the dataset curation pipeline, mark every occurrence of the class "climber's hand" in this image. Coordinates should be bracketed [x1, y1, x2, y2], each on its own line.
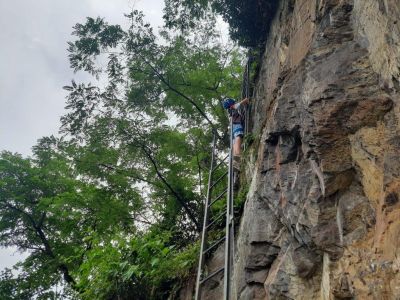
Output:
[242, 98, 250, 105]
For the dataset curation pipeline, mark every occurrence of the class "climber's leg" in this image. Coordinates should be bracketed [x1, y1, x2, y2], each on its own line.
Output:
[233, 136, 242, 156]
[232, 123, 244, 156]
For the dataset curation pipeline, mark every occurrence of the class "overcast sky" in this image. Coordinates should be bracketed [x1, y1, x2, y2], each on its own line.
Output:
[0, 0, 164, 271]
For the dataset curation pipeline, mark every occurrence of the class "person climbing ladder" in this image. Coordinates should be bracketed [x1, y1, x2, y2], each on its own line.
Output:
[223, 97, 250, 171]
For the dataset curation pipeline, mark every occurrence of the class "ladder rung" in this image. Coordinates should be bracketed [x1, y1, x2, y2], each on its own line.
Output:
[210, 171, 228, 190]
[208, 188, 228, 207]
[200, 266, 225, 285]
[206, 210, 226, 230]
[203, 236, 225, 255]
[212, 155, 229, 173]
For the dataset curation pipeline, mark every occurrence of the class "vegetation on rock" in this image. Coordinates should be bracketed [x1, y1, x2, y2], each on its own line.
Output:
[164, 0, 280, 47]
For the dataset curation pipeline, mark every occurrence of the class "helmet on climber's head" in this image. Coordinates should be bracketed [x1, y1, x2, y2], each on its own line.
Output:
[223, 98, 236, 110]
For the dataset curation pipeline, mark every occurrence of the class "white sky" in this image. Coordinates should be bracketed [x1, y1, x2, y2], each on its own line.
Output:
[0, 0, 165, 271]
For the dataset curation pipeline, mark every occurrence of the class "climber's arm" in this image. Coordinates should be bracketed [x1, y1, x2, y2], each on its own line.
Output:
[233, 98, 250, 109]
[241, 98, 250, 105]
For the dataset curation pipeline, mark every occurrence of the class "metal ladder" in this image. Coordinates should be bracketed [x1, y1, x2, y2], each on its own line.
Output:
[195, 122, 235, 300]
[243, 56, 251, 139]
[195, 56, 252, 299]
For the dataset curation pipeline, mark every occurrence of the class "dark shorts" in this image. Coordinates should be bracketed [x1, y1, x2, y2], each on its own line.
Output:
[233, 123, 244, 139]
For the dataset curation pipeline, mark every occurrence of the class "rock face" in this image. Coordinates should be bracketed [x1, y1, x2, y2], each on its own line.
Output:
[189, 0, 400, 299]
[233, 0, 400, 299]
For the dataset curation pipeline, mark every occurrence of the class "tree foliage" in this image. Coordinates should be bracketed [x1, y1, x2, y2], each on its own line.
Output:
[164, 0, 280, 47]
[0, 6, 244, 299]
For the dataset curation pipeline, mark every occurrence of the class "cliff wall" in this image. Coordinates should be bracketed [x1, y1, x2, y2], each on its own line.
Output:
[193, 0, 400, 299]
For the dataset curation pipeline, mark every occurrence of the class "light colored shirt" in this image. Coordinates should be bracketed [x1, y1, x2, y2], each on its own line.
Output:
[233, 102, 241, 110]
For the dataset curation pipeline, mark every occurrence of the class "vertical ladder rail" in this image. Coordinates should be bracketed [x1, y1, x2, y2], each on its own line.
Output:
[195, 131, 217, 300]
[224, 117, 235, 299]
[242, 58, 251, 141]
[245, 58, 250, 136]
[243, 57, 251, 153]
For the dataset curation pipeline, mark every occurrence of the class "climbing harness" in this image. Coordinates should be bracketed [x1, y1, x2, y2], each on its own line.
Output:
[195, 56, 252, 299]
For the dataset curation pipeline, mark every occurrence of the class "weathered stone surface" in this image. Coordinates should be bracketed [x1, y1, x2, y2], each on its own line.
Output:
[199, 243, 225, 300]
[292, 245, 321, 279]
[235, 0, 399, 298]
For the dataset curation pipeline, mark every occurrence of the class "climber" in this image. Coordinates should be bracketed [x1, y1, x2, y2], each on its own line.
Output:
[223, 97, 250, 170]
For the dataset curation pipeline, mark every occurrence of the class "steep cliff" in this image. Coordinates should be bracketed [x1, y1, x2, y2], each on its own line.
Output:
[194, 0, 400, 299]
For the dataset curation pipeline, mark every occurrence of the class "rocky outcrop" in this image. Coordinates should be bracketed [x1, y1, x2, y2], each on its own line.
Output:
[188, 0, 400, 299]
[232, 0, 400, 299]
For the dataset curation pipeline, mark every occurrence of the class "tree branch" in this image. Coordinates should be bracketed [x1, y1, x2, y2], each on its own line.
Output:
[136, 53, 216, 131]
[2, 203, 78, 287]
[121, 128, 201, 231]
[138, 143, 201, 231]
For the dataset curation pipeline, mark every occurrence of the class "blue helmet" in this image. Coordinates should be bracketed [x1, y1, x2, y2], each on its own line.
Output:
[223, 98, 235, 109]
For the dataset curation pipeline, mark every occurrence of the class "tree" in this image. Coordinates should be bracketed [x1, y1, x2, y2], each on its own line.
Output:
[63, 10, 242, 235]
[0, 139, 142, 297]
[0, 149, 78, 289]
[0, 269, 34, 300]
[164, 0, 280, 47]
[0, 7, 243, 299]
